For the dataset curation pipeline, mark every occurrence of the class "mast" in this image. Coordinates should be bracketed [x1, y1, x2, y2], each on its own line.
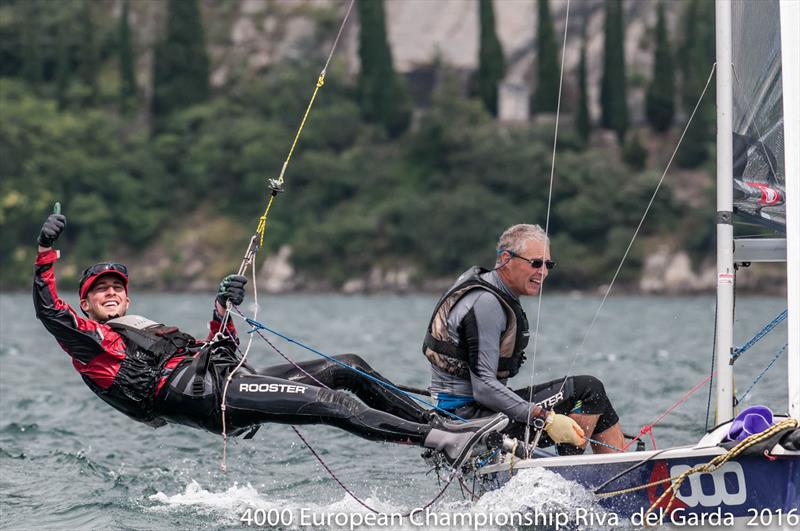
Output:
[714, 0, 735, 423]
[780, 0, 800, 419]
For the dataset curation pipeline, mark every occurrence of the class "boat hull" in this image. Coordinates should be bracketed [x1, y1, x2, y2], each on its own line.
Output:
[476, 446, 799, 524]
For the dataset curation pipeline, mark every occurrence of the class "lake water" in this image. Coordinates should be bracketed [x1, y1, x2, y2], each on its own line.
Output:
[0, 292, 790, 530]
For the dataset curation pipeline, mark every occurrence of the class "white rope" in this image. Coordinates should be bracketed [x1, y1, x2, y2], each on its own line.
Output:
[556, 62, 718, 396]
[322, 0, 355, 75]
[523, 0, 571, 453]
[213, 0, 355, 470]
[219, 264, 259, 471]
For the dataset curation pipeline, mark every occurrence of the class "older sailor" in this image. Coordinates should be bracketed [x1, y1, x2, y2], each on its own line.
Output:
[423, 224, 625, 454]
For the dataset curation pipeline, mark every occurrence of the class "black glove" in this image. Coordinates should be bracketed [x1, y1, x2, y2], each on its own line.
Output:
[216, 274, 247, 307]
[38, 213, 67, 248]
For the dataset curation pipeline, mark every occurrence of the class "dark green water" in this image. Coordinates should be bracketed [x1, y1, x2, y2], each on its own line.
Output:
[0, 293, 789, 530]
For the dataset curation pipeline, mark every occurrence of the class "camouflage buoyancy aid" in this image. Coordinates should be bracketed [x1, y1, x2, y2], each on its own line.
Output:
[422, 267, 529, 380]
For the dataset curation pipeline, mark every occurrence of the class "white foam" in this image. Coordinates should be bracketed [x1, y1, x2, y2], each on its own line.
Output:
[147, 470, 619, 530]
[149, 480, 267, 515]
[456, 468, 625, 531]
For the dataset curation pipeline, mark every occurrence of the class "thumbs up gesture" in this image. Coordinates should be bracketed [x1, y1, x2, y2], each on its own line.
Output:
[37, 202, 66, 248]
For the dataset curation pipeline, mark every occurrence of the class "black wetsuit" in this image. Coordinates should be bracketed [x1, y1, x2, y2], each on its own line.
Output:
[156, 342, 432, 444]
[35, 250, 433, 445]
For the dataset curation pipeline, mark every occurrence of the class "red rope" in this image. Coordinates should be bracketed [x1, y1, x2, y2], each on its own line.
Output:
[622, 371, 717, 451]
[244, 328, 458, 516]
[292, 425, 456, 516]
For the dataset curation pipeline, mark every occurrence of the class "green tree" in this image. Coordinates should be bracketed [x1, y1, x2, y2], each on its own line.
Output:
[575, 36, 591, 144]
[152, 0, 210, 130]
[119, 0, 137, 113]
[477, 0, 505, 116]
[20, 0, 43, 87]
[645, 2, 674, 132]
[600, 0, 628, 141]
[357, 0, 411, 137]
[78, 0, 98, 104]
[622, 131, 648, 170]
[676, 0, 714, 168]
[532, 0, 560, 114]
[54, 13, 71, 109]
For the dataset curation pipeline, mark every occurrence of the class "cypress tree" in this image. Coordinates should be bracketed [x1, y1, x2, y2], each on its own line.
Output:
[575, 38, 591, 144]
[532, 0, 560, 114]
[152, 0, 210, 128]
[676, 0, 713, 168]
[119, 0, 137, 113]
[600, 0, 628, 141]
[78, 0, 99, 104]
[477, 0, 505, 116]
[357, 0, 411, 137]
[645, 2, 674, 132]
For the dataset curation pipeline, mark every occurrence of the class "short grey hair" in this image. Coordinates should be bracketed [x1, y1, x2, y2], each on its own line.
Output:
[495, 224, 548, 265]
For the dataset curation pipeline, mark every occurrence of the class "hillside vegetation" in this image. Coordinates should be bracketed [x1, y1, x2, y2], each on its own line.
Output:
[1, 0, 720, 293]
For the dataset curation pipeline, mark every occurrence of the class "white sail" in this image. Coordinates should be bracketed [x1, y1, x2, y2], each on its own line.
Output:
[731, 0, 786, 230]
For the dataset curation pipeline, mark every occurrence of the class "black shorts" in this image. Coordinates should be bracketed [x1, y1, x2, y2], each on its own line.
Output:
[448, 375, 619, 451]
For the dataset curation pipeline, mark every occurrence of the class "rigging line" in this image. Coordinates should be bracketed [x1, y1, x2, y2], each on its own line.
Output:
[218, 0, 356, 332]
[225, 311, 459, 517]
[730, 308, 788, 361]
[236, 315, 468, 422]
[230, 307, 332, 389]
[704, 293, 719, 431]
[556, 62, 718, 398]
[523, 0, 571, 453]
[736, 342, 788, 405]
[592, 448, 671, 495]
[219, 264, 260, 471]
[322, 0, 355, 75]
[293, 425, 458, 517]
[622, 369, 717, 452]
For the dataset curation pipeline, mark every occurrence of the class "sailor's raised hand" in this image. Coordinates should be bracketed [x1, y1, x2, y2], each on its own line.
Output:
[544, 413, 586, 447]
[217, 274, 248, 307]
[38, 202, 66, 248]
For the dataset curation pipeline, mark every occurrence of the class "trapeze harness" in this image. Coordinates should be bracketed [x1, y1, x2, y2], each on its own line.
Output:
[82, 315, 197, 428]
[100, 316, 432, 443]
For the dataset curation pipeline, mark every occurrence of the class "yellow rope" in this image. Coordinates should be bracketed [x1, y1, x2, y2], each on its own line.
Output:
[256, 194, 276, 248]
[645, 419, 796, 521]
[509, 438, 518, 473]
[593, 419, 797, 524]
[255, 73, 325, 248]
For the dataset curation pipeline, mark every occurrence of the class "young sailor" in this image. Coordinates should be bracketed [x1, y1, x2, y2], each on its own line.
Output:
[423, 224, 625, 454]
[33, 208, 507, 468]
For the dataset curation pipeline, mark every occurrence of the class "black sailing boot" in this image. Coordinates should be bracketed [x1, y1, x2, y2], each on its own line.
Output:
[423, 413, 509, 469]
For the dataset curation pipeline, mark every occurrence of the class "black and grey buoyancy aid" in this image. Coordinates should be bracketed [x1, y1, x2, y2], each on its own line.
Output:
[422, 267, 529, 380]
[82, 315, 196, 428]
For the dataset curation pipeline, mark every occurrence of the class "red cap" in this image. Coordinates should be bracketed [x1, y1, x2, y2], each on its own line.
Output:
[78, 263, 129, 300]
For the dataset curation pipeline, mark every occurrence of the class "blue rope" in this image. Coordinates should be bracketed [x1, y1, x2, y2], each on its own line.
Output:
[730, 309, 788, 364]
[244, 317, 468, 422]
[736, 342, 788, 405]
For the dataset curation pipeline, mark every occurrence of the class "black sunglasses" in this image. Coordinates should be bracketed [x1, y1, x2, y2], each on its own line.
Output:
[80, 262, 128, 284]
[505, 251, 556, 270]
